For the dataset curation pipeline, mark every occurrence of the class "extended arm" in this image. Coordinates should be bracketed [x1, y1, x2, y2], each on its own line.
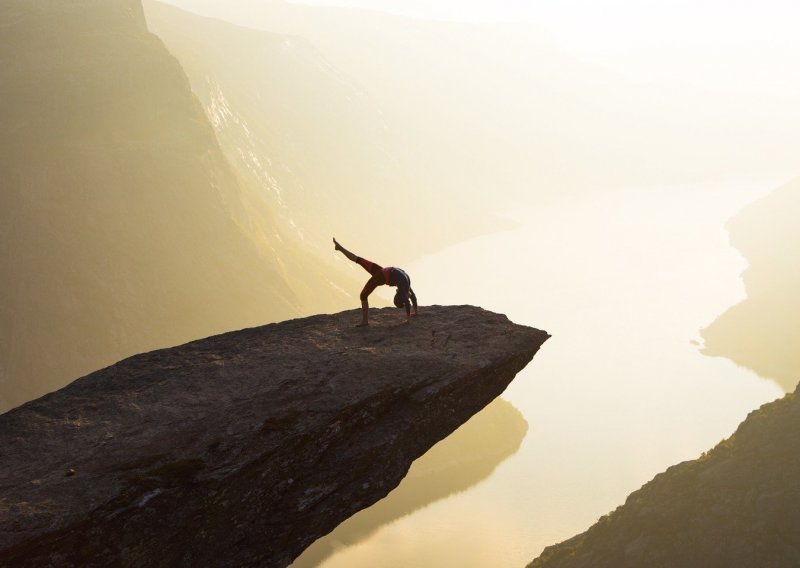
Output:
[406, 288, 418, 318]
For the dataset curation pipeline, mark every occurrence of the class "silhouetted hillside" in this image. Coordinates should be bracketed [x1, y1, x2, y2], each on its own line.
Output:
[0, 0, 355, 411]
[529, 385, 800, 568]
[702, 178, 800, 391]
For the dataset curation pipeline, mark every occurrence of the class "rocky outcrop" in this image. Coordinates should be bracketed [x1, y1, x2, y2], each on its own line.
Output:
[528, 384, 800, 568]
[292, 397, 528, 567]
[0, 305, 548, 568]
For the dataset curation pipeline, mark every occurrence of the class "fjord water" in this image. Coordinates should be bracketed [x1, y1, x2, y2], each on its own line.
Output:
[293, 181, 784, 567]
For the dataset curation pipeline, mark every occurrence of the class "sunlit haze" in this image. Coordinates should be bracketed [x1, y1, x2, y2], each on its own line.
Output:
[297, 0, 800, 99]
[284, 0, 800, 58]
[3, 0, 800, 566]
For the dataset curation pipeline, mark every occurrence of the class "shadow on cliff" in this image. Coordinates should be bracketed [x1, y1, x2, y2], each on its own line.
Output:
[290, 397, 528, 567]
[701, 178, 800, 392]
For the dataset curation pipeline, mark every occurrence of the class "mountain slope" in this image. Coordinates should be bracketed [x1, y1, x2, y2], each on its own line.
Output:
[154, 0, 800, 198]
[143, 0, 506, 262]
[0, 0, 355, 411]
[528, 386, 799, 568]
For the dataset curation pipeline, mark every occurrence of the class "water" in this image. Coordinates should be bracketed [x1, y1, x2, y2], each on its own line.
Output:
[293, 181, 784, 567]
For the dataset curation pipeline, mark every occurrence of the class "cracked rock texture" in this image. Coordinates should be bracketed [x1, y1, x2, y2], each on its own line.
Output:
[0, 305, 548, 567]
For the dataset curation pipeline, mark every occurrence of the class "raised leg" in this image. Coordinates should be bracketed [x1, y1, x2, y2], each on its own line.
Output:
[333, 238, 382, 275]
[333, 237, 358, 263]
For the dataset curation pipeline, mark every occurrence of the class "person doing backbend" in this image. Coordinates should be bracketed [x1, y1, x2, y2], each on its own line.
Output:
[334, 238, 418, 326]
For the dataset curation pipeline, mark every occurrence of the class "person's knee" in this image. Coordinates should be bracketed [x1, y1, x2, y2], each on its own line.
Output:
[360, 289, 371, 302]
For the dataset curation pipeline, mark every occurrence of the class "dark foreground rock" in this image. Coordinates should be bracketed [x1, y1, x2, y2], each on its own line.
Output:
[292, 397, 528, 567]
[0, 305, 548, 567]
[528, 385, 800, 568]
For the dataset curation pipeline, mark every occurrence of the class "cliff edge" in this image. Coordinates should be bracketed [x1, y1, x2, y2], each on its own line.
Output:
[0, 305, 548, 567]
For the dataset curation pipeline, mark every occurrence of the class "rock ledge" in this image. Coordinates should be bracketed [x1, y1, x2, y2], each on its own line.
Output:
[0, 305, 548, 567]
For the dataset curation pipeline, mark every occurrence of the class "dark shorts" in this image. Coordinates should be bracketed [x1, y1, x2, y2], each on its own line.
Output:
[388, 267, 410, 289]
[360, 266, 412, 302]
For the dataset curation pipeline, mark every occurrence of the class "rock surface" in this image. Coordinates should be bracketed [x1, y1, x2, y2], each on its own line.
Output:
[528, 384, 800, 568]
[292, 397, 528, 567]
[0, 305, 548, 567]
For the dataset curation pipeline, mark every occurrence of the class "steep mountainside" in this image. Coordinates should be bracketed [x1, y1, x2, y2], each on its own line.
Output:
[143, 1, 505, 262]
[155, 0, 800, 196]
[0, 305, 549, 567]
[702, 178, 800, 392]
[528, 385, 799, 568]
[0, 0, 355, 411]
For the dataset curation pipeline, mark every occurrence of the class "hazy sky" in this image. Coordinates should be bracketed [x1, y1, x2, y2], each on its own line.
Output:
[158, 0, 800, 95]
[290, 0, 800, 53]
[158, 0, 800, 60]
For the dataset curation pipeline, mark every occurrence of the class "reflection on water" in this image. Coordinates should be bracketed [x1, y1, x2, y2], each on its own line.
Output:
[291, 398, 527, 567]
[701, 177, 800, 392]
[303, 182, 785, 568]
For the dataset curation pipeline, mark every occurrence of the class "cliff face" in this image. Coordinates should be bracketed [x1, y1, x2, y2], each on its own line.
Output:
[0, 0, 355, 411]
[528, 385, 800, 568]
[142, 0, 506, 263]
[0, 305, 548, 568]
[292, 397, 528, 567]
[701, 178, 800, 392]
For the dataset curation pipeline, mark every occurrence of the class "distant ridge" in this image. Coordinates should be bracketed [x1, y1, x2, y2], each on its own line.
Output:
[702, 178, 800, 392]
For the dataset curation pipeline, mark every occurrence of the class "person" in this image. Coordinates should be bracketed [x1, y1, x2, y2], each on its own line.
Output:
[334, 238, 418, 326]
